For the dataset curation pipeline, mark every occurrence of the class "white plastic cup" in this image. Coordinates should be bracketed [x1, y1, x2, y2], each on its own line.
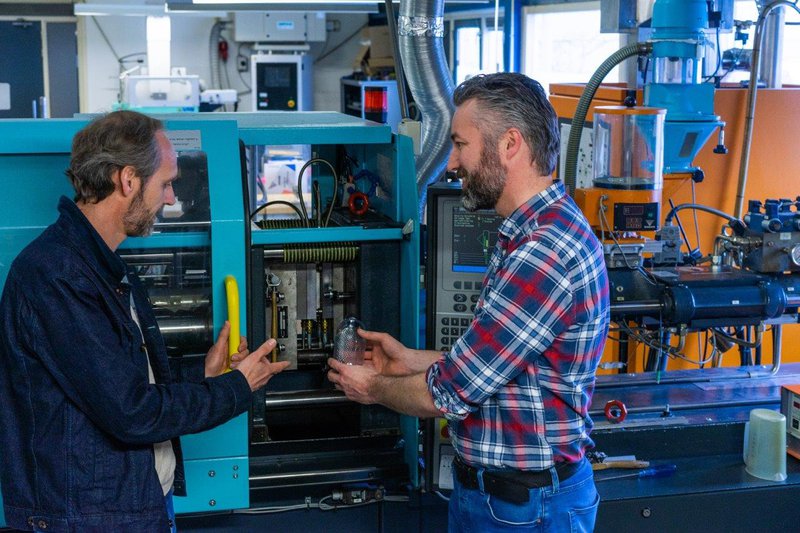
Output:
[743, 408, 787, 482]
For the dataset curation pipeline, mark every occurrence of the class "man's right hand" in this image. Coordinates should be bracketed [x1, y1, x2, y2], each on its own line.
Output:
[357, 329, 441, 377]
[234, 339, 290, 391]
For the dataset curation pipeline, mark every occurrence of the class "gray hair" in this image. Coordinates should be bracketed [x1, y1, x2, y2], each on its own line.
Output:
[66, 110, 163, 203]
[452, 73, 559, 176]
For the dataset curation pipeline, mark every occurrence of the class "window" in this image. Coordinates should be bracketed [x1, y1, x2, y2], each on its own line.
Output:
[522, 2, 624, 95]
[445, 10, 505, 84]
[713, 0, 800, 85]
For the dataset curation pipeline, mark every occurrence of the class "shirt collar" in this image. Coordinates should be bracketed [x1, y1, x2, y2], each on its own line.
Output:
[56, 196, 129, 284]
[498, 180, 565, 240]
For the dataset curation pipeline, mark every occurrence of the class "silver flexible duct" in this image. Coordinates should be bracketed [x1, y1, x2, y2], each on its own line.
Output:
[398, 0, 455, 218]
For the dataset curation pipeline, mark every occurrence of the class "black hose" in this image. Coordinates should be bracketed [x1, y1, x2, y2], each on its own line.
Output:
[563, 41, 652, 193]
[664, 203, 741, 226]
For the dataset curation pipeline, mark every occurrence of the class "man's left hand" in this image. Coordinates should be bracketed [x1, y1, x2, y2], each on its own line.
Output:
[205, 321, 247, 378]
[327, 358, 379, 404]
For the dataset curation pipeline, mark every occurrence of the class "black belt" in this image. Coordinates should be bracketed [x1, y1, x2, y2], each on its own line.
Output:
[453, 456, 583, 504]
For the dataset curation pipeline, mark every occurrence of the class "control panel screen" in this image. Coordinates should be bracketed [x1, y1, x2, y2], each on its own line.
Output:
[451, 206, 500, 273]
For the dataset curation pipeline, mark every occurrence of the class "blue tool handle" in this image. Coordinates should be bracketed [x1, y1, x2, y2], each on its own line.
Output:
[639, 464, 677, 478]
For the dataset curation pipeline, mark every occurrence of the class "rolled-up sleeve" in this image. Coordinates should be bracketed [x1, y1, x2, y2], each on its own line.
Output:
[425, 240, 573, 421]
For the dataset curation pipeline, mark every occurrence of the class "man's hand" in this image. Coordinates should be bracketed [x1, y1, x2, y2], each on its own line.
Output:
[235, 339, 290, 391]
[327, 358, 380, 404]
[205, 321, 242, 378]
[358, 328, 441, 377]
[205, 323, 290, 390]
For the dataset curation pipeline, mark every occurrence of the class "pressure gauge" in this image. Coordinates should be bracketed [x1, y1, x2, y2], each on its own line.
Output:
[791, 244, 800, 267]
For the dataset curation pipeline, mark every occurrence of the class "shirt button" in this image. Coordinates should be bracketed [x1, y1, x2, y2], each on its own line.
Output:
[38, 519, 48, 529]
[27, 517, 34, 526]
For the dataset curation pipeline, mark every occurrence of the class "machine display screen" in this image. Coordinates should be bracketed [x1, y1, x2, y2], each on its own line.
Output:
[451, 206, 500, 273]
[264, 65, 293, 88]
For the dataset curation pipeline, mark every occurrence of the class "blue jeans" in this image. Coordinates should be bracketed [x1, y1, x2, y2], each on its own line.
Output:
[165, 489, 177, 533]
[448, 458, 599, 532]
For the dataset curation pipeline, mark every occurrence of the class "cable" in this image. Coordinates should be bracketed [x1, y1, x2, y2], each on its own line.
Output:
[703, 25, 722, 83]
[617, 322, 715, 367]
[664, 203, 741, 226]
[297, 158, 339, 228]
[92, 16, 120, 62]
[250, 200, 308, 226]
[597, 196, 660, 286]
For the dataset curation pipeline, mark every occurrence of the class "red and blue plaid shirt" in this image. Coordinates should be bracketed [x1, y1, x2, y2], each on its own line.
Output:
[426, 181, 609, 470]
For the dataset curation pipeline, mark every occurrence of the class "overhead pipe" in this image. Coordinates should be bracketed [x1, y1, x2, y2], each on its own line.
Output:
[398, 0, 455, 219]
[734, 0, 800, 219]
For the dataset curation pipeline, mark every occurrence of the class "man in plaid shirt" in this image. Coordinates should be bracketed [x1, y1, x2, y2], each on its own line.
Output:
[329, 72, 609, 532]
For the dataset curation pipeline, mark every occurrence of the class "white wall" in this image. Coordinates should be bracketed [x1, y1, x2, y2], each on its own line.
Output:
[78, 12, 368, 114]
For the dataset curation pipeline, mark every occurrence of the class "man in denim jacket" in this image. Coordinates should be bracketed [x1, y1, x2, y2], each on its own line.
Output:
[0, 111, 289, 532]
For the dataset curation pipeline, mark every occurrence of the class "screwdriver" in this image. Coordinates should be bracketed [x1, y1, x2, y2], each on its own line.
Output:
[596, 464, 677, 482]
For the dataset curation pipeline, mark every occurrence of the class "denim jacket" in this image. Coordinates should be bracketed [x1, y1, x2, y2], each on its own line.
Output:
[0, 197, 253, 532]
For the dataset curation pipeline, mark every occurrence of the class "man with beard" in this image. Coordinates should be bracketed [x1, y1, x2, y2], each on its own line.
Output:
[328, 73, 609, 532]
[0, 111, 289, 532]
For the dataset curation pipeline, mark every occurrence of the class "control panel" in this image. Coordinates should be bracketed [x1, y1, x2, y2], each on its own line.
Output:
[426, 182, 503, 352]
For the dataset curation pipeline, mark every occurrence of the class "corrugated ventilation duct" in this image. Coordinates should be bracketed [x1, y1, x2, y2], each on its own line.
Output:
[398, 0, 455, 218]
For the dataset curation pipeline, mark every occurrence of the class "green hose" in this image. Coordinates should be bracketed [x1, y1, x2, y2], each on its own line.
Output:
[563, 41, 652, 194]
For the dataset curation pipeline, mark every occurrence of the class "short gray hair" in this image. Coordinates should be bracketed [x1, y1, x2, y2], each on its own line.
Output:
[452, 73, 559, 176]
[66, 110, 163, 203]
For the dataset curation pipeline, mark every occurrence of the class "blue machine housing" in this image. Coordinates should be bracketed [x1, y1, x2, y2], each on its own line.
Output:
[645, 0, 723, 175]
[0, 112, 420, 524]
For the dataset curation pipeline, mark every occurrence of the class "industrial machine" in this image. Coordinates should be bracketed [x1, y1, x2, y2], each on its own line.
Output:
[555, 0, 800, 528]
[423, 182, 503, 492]
[251, 53, 312, 111]
[341, 77, 403, 133]
[0, 112, 419, 524]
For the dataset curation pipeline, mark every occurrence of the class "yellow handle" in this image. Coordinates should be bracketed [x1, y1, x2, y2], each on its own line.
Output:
[224, 275, 240, 372]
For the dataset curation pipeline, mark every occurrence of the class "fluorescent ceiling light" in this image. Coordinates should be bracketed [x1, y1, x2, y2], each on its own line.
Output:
[190, 0, 396, 3]
[74, 3, 167, 16]
[166, 0, 380, 12]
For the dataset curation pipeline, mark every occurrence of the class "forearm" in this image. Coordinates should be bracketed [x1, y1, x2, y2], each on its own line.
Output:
[371, 372, 441, 418]
[406, 349, 445, 374]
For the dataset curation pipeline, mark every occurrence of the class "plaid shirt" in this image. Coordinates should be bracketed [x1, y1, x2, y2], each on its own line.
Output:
[426, 181, 609, 470]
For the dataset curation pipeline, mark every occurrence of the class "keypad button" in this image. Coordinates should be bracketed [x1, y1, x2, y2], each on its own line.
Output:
[463, 281, 473, 290]
[454, 304, 467, 312]
[441, 317, 450, 326]
[454, 293, 467, 303]
[454, 281, 462, 289]
[460, 318, 469, 326]
[441, 327, 449, 335]
[470, 294, 479, 303]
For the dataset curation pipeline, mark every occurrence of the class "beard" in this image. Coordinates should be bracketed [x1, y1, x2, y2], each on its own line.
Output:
[460, 144, 506, 212]
[123, 187, 158, 237]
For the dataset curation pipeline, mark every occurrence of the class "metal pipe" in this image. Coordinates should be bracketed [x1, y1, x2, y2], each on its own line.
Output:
[759, 4, 785, 88]
[770, 324, 782, 375]
[263, 390, 350, 409]
[610, 301, 663, 314]
[250, 466, 384, 485]
[385, 0, 410, 119]
[589, 397, 776, 419]
[734, 0, 800, 218]
[398, 0, 454, 218]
